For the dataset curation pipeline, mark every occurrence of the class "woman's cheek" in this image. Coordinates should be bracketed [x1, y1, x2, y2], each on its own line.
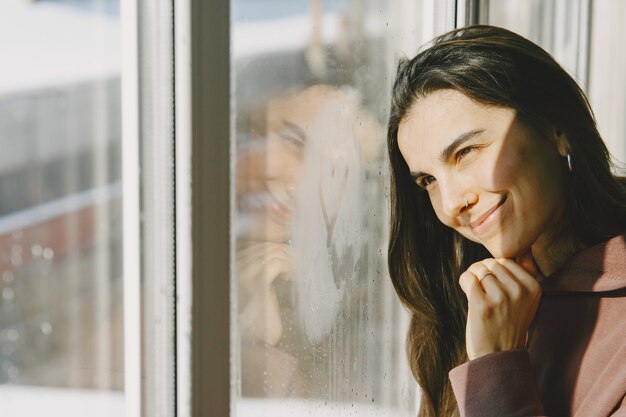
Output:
[428, 191, 455, 228]
[484, 152, 522, 189]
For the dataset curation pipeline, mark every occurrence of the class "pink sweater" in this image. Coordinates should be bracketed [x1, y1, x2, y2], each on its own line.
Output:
[449, 234, 626, 417]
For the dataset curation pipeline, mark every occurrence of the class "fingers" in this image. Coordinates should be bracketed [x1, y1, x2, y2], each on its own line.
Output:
[237, 242, 292, 287]
[463, 258, 541, 304]
[495, 258, 542, 293]
[237, 242, 290, 267]
[482, 260, 524, 297]
[458, 269, 486, 307]
[468, 261, 501, 291]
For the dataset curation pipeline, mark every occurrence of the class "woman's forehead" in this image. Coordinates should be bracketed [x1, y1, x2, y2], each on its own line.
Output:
[401, 90, 513, 132]
[398, 90, 516, 143]
[397, 90, 516, 166]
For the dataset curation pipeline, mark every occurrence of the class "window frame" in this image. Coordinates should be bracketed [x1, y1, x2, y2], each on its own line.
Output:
[123, 0, 178, 416]
[173, 1, 232, 416]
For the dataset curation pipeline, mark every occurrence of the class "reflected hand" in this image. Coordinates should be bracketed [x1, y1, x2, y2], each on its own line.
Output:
[237, 241, 293, 346]
[458, 255, 543, 360]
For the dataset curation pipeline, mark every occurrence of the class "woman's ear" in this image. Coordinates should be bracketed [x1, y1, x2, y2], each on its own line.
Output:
[553, 127, 570, 157]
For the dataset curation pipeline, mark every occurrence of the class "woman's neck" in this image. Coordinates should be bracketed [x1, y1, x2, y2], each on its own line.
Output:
[532, 228, 586, 277]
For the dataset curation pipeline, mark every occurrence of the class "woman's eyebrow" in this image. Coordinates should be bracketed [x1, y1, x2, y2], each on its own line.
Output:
[438, 128, 485, 162]
[408, 128, 485, 181]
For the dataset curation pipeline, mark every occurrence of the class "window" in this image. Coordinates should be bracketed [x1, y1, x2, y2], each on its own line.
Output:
[0, 0, 123, 415]
[231, 0, 454, 415]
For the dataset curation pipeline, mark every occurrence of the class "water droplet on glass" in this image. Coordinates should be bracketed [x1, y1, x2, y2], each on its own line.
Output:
[2, 288, 14, 301]
[40, 322, 53, 335]
[43, 248, 54, 260]
[31, 244, 43, 258]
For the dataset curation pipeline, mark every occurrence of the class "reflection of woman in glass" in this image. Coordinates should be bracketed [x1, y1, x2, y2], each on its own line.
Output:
[387, 26, 626, 416]
[237, 85, 381, 398]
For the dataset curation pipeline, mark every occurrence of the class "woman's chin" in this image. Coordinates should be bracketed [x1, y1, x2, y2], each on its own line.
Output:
[461, 231, 531, 260]
[483, 242, 530, 260]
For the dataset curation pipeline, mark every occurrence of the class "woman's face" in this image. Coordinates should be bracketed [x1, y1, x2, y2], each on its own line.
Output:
[397, 89, 569, 258]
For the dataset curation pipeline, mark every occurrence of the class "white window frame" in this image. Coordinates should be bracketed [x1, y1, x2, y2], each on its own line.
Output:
[123, 0, 178, 416]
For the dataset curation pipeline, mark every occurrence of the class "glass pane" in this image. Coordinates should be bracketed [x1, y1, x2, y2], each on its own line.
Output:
[232, 0, 451, 415]
[588, 0, 626, 164]
[0, 0, 123, 414]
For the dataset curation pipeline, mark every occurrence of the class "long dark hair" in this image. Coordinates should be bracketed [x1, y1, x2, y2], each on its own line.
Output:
[387, 25, 626, 417]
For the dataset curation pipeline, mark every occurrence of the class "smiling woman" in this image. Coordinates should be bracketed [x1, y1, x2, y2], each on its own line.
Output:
[387, 25, 626, 417]
[397, 89, 570, 267]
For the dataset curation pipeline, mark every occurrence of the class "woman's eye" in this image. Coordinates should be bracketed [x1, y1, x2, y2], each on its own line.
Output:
[417, 175, 436, 189]
[456, 146, 478, 162]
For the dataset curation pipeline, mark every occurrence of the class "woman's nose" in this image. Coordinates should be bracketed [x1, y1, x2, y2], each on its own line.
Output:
[438, 178, 470, 219]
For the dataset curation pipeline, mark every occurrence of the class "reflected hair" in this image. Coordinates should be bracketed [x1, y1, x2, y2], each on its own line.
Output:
[386, 25, 626, 417]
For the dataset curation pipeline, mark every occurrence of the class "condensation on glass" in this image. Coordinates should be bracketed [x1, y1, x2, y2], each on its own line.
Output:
[0, 0, 123, 415]
[231, 0, 441, 415]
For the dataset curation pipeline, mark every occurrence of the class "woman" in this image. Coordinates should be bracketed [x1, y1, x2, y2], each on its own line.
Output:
[387, 25, 626, 416]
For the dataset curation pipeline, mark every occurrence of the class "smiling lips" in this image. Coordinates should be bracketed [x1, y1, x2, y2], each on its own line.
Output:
[470, 196, 507, 231]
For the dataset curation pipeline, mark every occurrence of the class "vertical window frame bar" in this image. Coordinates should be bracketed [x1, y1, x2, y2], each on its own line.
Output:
[121, 0, 142, 416]
[175, 0, 231, 416]
[174, 0, 192, 415]
[124, 0, 178, 415]
[137, 0, 177, 415]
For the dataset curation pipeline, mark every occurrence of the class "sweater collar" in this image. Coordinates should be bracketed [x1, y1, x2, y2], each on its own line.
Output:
[541, 233, 626, 293]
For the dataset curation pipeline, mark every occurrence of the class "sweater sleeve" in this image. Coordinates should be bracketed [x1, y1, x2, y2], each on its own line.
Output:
[448, 350, 545, 417]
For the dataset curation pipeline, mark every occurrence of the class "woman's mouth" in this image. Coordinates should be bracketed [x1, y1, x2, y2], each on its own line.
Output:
[470, 196, 507, 234]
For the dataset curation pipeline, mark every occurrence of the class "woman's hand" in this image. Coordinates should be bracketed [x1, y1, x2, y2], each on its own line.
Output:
[458, 253, 543, 360]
